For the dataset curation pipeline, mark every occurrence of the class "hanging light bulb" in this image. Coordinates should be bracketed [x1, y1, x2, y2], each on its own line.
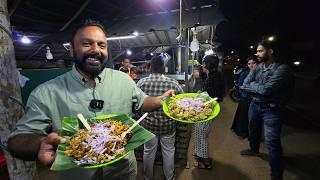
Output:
[190, 28, 199, 52]
[46, 46, 53, 60]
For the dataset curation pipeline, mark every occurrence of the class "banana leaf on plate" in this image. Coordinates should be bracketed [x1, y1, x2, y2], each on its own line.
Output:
[51, 114, 155, 171]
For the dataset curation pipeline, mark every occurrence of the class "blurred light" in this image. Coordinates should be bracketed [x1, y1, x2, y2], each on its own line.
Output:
[150, 52, 154, 56]
[293, 61, 301, 66]
[237, 58, 240, 62]
[224, 62, 228, 65]
[126, 49, 132, 56]
[107, 35, 136, 40]
[132, 31, 139, 36]
[250, 45, 254, 49]
[63, 43, 70, 50]
[268, 36, 275, 41]
[21, 35, 31, 44]
[205, 49, 214, 56]
[46, 46, 53, 60]
[231, 51, 234, 54]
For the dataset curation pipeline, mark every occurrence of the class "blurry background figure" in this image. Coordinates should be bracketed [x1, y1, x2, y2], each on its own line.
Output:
[119, 58, 135, 78]
[231, 56, 257, 138]
[193, 55, 224, 169]
[135, 54, 152, 75]
[184, 65, 205, 93]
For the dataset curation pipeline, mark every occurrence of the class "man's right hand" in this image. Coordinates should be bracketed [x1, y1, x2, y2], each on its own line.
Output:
[38, 132, 65, 166]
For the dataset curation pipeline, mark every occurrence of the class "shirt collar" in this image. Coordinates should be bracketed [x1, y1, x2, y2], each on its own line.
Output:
[149, 73, 165, 78]
[70, 65, 107, 85]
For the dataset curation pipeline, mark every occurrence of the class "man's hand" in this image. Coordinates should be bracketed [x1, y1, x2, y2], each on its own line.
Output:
[38, 133, 65, 166]
[142, 89, 176, 112]
[162, 89, 176, 98]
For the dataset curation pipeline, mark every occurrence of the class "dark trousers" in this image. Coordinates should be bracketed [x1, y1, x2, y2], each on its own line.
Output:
[248, 102, 283, 180]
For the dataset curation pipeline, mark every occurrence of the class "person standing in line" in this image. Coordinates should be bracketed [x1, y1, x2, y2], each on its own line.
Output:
[231, 56, 257, 138]
[193, 55, 224, 169]
[137, 55, 184, 180]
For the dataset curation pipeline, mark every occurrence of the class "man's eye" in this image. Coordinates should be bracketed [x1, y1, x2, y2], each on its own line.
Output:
[83, 42, 90, 46]
[100, 44, 106, 49]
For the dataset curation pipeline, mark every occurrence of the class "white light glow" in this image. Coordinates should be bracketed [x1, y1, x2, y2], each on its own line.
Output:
[21, 35, 31, 44]
[132, 31, 139, 36]
[205, 49, 214, 56]
[231, 51, 234, 54]
[250, 45, 254, 49]
[150, 52, 154, 56]
[293, 61, 301, 66]
[107, 35, 137, 40]
[268, 36, 275, 41]
[126, 49, 132, 56]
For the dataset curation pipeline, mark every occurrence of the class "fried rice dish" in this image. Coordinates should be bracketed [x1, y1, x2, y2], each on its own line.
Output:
[64, 120, 132, 165]
[168, 97, 213, 121]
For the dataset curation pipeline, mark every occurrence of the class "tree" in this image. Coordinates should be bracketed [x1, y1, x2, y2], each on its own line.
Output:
[0, 0, 37, 179]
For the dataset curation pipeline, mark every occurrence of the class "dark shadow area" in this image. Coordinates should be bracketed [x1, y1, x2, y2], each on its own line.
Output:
[189, 160, 250, 180]
[284, 155, 320, 180]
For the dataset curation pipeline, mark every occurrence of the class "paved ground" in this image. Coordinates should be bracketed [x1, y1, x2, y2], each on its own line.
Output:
[136, 95, 320, 180]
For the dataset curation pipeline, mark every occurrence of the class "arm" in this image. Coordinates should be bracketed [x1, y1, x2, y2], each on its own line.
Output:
[7, 134, 45, 161]
[7, 132, 64, 165]
[141, 89, 175, 112]
[246, 65, 293, 96]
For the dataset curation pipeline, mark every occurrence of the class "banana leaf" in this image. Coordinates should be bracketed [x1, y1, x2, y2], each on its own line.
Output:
[50, 114, 155, 171]
[162, 92, 220, 123]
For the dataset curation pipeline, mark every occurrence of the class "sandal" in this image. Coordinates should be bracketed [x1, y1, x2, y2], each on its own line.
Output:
[193, 155, 212, 169]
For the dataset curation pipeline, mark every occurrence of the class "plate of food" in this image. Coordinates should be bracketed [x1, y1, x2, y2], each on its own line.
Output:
[162, 92, 220, 123]
[50, 114, 155, 171]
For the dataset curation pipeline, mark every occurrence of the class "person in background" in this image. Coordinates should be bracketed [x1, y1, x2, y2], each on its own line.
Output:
[119, 58, 135, 78]
[135, 54, 152, 75]
[184, 65, 205, 93]
[193, 55, 224, 169]
[240, 40, 294, 180]
[7, 21, 175, 180]
[137, 55, 184, 180]
[231, 56, 257, 138]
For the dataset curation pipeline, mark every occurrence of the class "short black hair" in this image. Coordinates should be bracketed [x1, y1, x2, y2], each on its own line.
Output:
[202, 55, 219, 73]
[70, 20, 106, 45]
[257, 40, 276, 52]
[150, 55, 165, 74]
[246, 55, 257, 62]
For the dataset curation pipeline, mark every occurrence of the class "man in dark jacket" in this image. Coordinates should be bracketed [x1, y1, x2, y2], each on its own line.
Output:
[240, 40, 294, 180]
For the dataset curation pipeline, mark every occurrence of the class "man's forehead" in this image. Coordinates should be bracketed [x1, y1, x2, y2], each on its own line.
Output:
[256, 45, 265, 51]
[75, 26, 106, 40]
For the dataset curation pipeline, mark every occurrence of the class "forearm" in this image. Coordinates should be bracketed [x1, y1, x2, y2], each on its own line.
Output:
[7, 134, 45, 161]
[141, 96, 162, 112]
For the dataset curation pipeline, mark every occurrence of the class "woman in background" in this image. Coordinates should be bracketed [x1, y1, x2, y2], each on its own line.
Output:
[193, 55, 224, 169]
[231, 56, 257, 138]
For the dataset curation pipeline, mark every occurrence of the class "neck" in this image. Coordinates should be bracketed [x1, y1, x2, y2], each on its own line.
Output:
[76, 67, 96, 85]
[264, 57, 274, 68]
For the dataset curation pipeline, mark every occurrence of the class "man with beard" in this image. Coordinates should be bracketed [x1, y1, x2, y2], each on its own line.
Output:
[240, 40, 294, 180]
[7, 22, 175, 180]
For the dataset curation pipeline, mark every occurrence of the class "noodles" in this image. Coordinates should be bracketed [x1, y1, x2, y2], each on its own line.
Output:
[64, 120, 131, 165]
[168, 97, 213, 121]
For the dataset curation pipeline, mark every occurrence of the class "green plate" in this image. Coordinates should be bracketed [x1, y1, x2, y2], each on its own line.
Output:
[162, 93, 220, 123]
[50, 114, 155, 171]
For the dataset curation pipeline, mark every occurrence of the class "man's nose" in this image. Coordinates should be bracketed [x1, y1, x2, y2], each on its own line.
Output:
[91, 44, 101, 54]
